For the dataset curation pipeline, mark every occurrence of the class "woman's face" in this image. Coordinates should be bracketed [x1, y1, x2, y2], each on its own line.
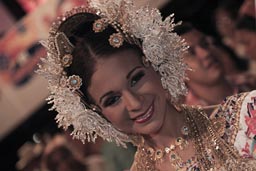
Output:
[181, 29, 225, 85]
[88, 49, 168, 135]
[235, 29, 256, 60]
[239, 0, 255, 18]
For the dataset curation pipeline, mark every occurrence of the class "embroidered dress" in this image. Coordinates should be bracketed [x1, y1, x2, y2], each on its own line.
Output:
[132, 91, 256, 171]
[216, 90, 256, 160]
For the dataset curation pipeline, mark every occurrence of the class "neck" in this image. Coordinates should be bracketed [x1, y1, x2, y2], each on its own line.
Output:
[144, 103, 185, 149]
[188, 78, 233, 105]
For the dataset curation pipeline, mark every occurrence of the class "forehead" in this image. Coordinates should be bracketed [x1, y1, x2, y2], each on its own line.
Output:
[94, 49, 141, 76]
[88, 49, 142, 99]
[182, 30, 203, 45]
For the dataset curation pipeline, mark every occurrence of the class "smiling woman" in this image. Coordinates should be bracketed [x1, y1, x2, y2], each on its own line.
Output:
[37, 0, 256, 170]
[88, 49, 168, 135]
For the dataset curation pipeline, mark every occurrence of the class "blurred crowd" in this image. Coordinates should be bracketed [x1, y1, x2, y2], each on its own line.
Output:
[15, 0, 256, 171]
[16, 131, 135, 171]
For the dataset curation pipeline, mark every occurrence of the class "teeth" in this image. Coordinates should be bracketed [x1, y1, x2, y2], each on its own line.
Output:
[136, 105, 153, 121]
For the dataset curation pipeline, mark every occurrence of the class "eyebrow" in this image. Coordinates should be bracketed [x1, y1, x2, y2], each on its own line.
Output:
[126, 66, 143, 79]
[200, 35, 208, 42]
[99, 66, 143, 104]
[99, 91, 114, 104]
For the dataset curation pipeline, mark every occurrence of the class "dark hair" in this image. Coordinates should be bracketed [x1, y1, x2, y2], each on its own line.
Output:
[58, 13, 143, 105]
[236, 15, 256, 32]
[174, 22, 194, 35]
[217, 0, 243, 19]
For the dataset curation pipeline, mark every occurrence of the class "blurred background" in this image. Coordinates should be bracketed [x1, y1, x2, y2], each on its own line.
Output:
[0, 0, 255, 171]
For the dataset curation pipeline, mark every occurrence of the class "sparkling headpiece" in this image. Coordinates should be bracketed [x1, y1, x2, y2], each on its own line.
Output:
[37, 0, 188, 147]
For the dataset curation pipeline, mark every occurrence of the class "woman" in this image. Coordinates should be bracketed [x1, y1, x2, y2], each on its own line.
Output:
[37, 0, 256, 170]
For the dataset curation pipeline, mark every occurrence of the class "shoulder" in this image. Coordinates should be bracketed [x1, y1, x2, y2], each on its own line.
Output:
[130, 162, 136, 171]
[227, 72, 256, 93]
[129, 150, 142, 171]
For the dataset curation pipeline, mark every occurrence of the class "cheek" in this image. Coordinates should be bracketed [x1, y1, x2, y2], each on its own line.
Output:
[185, 59, 202, 73]
[186, 70, 201, 81]
[101, 107, 127, 125]
[249, 38, 256, 50]
[102, 108, 133, 132]
[147, 69, 164, 90]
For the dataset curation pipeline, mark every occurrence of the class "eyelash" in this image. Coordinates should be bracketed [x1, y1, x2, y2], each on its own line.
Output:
[188, 37, 217, 56]
[103, 95, 120, 107]
[130, 71, 145, 87]
[103, 71, 145, 107]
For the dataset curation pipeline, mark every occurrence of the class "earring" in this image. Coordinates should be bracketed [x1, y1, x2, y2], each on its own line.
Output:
[165, 90, 172, 101]
[90, 104, 102, 113]
[142, 56, 150, 67]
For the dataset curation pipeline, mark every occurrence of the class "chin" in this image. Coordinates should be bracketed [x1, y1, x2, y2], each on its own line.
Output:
[141, 119, 164, 135]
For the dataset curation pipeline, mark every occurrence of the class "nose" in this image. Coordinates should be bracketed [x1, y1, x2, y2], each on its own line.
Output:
[122, 90, 143, 112]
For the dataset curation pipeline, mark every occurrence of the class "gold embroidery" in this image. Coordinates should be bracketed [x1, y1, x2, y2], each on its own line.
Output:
[132, 105, 256, 171]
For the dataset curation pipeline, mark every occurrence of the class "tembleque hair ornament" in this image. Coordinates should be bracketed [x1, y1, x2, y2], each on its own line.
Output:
[37, 0, 188, 147]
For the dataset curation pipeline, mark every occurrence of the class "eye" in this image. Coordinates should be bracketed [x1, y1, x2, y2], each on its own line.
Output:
[188, 46, 196, 56]
[103, 95, 120, 107]
[200, 37, 211, 49]
[200, 37, 216, 49]
[130, 71, 145, 87]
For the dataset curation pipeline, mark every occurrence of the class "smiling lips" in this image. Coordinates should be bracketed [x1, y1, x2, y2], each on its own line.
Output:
[134, 103, 154, 124]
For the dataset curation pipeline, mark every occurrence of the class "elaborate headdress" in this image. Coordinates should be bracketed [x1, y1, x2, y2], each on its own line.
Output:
[37, 0, 188, 147]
